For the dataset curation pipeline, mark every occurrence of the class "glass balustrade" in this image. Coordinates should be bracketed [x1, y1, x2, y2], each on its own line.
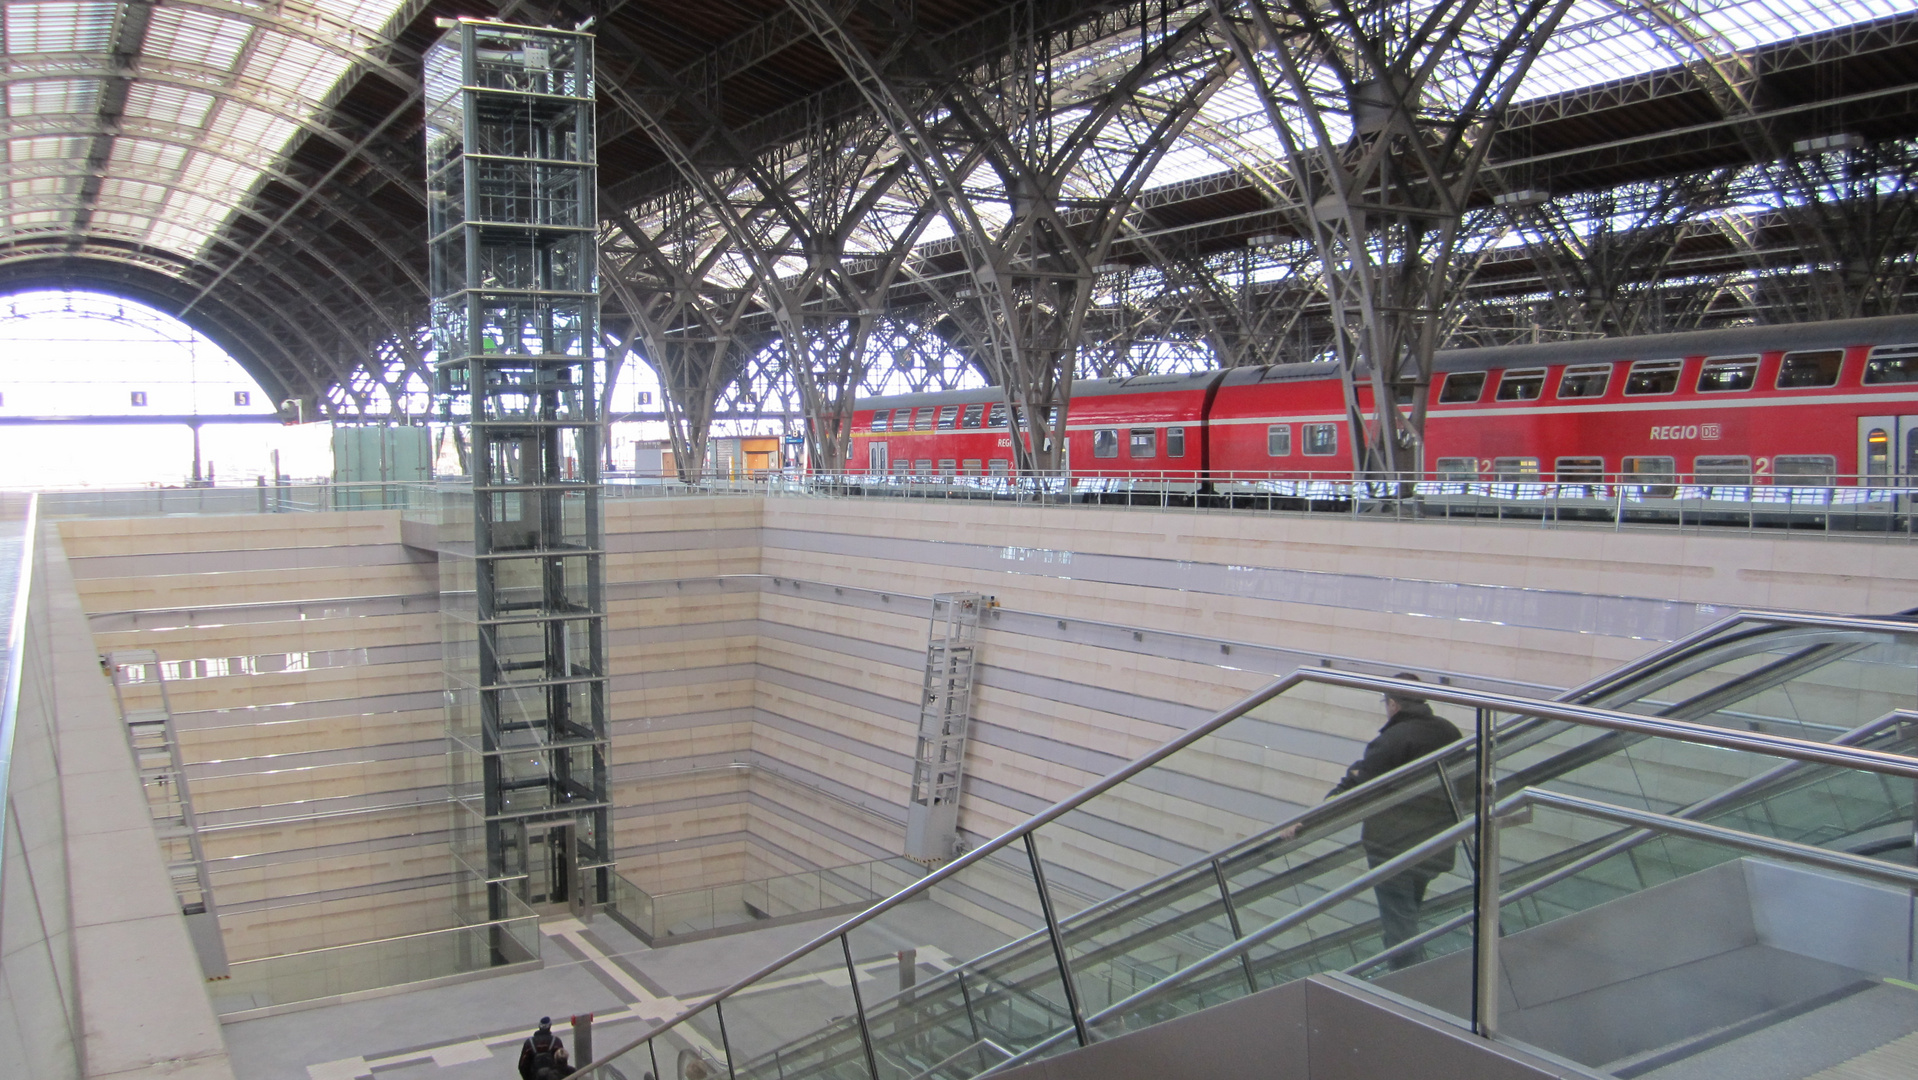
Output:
[212, 890, 541, 1014]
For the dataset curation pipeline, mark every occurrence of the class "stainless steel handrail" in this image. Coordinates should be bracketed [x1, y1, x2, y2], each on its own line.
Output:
[576, 647, 1918, 1077]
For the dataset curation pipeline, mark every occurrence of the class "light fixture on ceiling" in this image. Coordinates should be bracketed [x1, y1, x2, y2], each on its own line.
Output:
[1493, 189, 1548, 207]
[1792, 133, 1864, 155]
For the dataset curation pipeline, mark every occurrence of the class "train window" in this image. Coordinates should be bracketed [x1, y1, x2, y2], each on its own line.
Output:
[1555, 457, 1605, 482]
[1623, 455, 1676, 497]
[936, 405, 959, 430]
[989, 459, 1010, 476]
[1624, 360, 1682, 396]
[1695, 456, 1753, 484]
[1436, 457, 1478, 479]
[1864, 429, 1890, 483]
[1267, 425, 1291, 456]
[1774, 455, 1836, 485]
[914, 459, 933, 475]
[913, 408, 934, 430]
[1495, 369, 1545, 401]
[1391, 381, 1418, 404]
[1167, 427, 1187, 458]
[1777, 350, 1843, 389]
[939, 460, 957, 477]
[1697, 357, 1757, 393]
[1129, 429, 1157, 458]
[1864, 343, 1918, 384]
[1493, 457, 1540, 481]
[1093, 429, 1119, 458]
[962, 459, 983, 476]
[1557, 365, 1611, 399]
[1439, 372, 1486, 403]
[960, 403, 984, 428]
[987, 402, 1008, 428]
[1302, 423, 1337, 456]
[871, 409, 891, 432]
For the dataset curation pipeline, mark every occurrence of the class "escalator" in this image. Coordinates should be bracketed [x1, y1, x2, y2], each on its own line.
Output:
[583, 611, 1918, 1080]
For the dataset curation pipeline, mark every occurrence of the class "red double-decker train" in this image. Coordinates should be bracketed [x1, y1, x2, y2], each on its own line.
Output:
[847, 315, 1918, 497]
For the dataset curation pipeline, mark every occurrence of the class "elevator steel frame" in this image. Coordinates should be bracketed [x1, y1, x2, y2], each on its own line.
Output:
[425, 19, 612, 935]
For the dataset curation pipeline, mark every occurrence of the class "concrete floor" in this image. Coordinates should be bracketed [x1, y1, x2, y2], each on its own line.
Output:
[223, 907, 973, 1080]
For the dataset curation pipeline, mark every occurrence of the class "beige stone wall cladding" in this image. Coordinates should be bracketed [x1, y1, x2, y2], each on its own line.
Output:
[59, 512, 447, 963]
[60, 496, 1918, 959]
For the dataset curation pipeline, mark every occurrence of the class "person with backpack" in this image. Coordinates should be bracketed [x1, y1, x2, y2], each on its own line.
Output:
[519, 1017, 565, 1080]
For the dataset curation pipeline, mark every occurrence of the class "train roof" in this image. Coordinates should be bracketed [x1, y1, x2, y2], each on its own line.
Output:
[856, 315, 1918, 408]
[1426, 314, 1918, 373]
[863, 369, 1224, 410]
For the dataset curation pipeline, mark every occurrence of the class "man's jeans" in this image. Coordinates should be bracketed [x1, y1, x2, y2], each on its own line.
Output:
[1374, 867, 1437, 970]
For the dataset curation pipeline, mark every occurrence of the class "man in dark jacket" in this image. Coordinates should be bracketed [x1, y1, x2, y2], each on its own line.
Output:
[1327, 674, 1463, 969]
[519, 1018, 565, 1080]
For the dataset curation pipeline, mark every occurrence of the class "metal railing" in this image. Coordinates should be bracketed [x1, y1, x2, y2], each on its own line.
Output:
[214, 897, 543, 1016]
[23, 470, 1918, 539]
[572, 611, 1918, 1078]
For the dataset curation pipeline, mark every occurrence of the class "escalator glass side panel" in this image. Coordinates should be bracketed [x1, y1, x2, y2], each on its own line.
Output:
[1581, 624, 1918, 742]
[841, 845, 1072, 1080]
[722, 938, 868, 1080]
[1519, 727, 1917, 860]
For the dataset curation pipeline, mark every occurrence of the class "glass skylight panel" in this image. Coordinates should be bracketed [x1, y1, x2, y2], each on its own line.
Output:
[6, 78, 100, 116]
[250, 32, 351, 108]
[6, 135, 87, 161]
[10, 176, 74, 198]
[10, 210, 65, 227]
[165, 191, 228, 226]
[3, 1, 116, 54]
[143, 7, 252, 71]
[148, 220, 214, 253]
[315, 0, 407, 30]
[100, 177, 168, 207]
[122, 84, 216, 128]
[92, 210, 153, 234]
[179, 152, 257, 196]
[205, 103, 298, 159]
[110, 139, 188, 173]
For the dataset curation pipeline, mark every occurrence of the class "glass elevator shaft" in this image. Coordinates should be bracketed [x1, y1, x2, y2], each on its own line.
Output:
[425, 19, 610, 935]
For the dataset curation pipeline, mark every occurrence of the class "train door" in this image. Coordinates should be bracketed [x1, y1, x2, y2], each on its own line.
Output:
[870, 442, 888, 476]
[1857, 416, 1918, 485]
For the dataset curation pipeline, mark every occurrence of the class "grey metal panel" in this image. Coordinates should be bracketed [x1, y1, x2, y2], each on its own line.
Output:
[1303, 976, 1599, 1080]
[1501, 860, 1758, 1009]
[987, 973, 1593, 1080]
[1743, 859, 1916, 979]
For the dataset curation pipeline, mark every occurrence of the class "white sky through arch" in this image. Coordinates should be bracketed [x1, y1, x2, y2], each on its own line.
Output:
[0, 290, 332, 487]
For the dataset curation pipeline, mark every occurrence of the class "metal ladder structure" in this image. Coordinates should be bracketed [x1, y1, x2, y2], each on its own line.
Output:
[107, 649, 229, 977]
[905, 593, 988, 864]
